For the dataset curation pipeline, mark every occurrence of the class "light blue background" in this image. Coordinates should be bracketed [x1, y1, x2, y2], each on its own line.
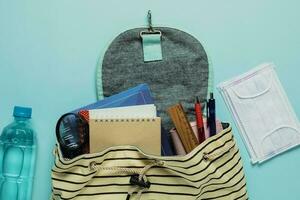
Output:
[0, 0, 299, 199]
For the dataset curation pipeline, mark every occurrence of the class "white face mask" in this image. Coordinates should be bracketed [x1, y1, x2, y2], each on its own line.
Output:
[218, 63, 300, 164]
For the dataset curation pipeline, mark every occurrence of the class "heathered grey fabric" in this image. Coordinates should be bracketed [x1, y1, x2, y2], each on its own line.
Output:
[101, 27, 209, 129]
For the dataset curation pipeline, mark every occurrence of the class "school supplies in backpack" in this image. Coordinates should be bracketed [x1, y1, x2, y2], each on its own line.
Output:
[52, 125, 248, 200]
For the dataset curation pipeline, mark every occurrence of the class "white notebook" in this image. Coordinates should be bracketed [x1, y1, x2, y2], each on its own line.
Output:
[89, 104, 157, 119]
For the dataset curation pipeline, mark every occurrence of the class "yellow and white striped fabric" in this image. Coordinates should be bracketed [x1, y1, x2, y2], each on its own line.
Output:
[51, 125, 248, 200]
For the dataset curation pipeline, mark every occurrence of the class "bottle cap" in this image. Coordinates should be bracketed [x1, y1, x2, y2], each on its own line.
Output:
[13, 106, 32, 118]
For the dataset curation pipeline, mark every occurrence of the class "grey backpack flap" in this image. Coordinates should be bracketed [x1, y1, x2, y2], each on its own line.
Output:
[100, 27, 210, 129]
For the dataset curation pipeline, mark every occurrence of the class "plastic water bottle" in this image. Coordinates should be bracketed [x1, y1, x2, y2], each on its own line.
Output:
[0, 106, 37, 200]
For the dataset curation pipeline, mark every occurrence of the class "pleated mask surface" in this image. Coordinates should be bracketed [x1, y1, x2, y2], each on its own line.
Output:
[218, 63, 300, 164]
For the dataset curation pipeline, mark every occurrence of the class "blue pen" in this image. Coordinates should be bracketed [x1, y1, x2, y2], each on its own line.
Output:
[208, 93, 216, 136]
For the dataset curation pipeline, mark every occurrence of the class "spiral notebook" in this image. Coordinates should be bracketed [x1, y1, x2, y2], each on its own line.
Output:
[89, 117, 161, 155]
[88, 104, 157, 119]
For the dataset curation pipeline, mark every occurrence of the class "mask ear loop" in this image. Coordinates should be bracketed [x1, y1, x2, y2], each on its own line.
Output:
[259, 126, 300, 160]
[232, 73, 273, 99]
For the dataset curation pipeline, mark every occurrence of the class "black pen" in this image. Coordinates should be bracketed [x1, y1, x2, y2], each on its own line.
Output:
[208, 93, 216, 136]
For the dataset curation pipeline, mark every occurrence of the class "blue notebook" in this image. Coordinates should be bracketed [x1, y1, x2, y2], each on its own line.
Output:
[161, 126, 176, 156]
[71, 83, 175, 156]
[72, 84, 154, 113]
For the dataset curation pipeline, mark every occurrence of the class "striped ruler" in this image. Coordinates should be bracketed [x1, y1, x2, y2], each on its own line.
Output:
[167, 104, 199, 153]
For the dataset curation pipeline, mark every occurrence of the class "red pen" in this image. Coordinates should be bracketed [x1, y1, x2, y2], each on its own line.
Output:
[195, 97, 206, 144]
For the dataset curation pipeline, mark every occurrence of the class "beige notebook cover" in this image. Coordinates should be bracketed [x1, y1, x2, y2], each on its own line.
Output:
[89, 117, 161, 155]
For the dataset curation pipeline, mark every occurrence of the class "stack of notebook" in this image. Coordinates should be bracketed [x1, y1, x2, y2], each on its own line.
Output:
[69, 84, 164, 156]
[86, 104, 161, 155]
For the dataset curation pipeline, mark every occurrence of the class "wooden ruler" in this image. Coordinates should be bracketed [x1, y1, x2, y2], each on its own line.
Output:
[167, 104, 199, 153]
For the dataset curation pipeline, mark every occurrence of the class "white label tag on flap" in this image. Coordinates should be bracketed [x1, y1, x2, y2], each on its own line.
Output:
[218, 63, 300, 164]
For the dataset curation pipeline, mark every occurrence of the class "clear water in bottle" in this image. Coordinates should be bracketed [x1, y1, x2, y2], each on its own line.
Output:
[0, 106, 37, 200]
